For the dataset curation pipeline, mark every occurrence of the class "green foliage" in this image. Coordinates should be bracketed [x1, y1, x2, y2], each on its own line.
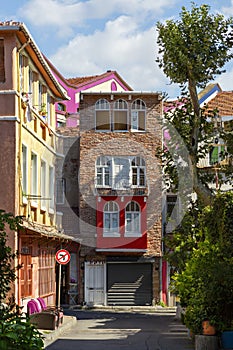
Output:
[0, 306, 44, 350]
[168, 193, 233, 333]
[0, 211, 44, 349]
[156, 2, 233, 88]
[0, 210, 22, 304]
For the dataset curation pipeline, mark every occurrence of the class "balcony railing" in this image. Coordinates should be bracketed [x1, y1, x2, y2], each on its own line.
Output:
[94, 177, 149, 196]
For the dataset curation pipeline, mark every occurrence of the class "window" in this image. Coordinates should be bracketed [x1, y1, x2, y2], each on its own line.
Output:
[166, 195, 179, 233]
[22, 145, 28, 202]
[95, 156, 146, 189]
[113, 99, 128, 131]
[125, 201, 141, 236]
[103, 201, 119, 236]
[131, 99, 146, 131]
[0, 39, 5, 82]
[41, 160, 46, 210]
[96, 156, 111, 187]
[57, 103, 66, 112]
[19, 55, 28, 92]
[47, 94, 51, 125]
[113, 157, 130, 189]
[131, 157, 146, 187]
[38, 248, 55, 296]
[95, 99, 110, 131]
[56, 178, 66, 204]
[209, 144, 225, 165]
[38, 81, 42, 110]
[31, 153, 38, 203]
[49, 166, 54, 212]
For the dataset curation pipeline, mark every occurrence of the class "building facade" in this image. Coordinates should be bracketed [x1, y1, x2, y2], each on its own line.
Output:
[0, 21, 79, 309]
[78, 91, 163, 306]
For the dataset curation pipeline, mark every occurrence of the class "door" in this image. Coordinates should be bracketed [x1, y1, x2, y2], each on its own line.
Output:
[85, 262, 105, 305]
[20, 254, 32, 298]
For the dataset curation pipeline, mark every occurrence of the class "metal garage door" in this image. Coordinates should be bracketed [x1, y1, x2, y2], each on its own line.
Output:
[107, 263, 152, 306]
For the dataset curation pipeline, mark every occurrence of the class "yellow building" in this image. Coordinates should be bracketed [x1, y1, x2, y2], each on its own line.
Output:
[0, 21, 80, 309]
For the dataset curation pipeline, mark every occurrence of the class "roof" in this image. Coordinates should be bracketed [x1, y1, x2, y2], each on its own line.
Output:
[198, 83, 222, 104]
[205, 91, 233, 116]
[0, 21, 68, 101]
[67, 70, 133, 91]
[21, 219, 81, 243]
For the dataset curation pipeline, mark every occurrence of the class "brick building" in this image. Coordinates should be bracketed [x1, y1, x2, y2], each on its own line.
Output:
[77, 91, 163, 306]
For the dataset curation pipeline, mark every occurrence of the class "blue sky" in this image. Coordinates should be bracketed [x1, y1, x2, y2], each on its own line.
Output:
[2, 0, 233, 98]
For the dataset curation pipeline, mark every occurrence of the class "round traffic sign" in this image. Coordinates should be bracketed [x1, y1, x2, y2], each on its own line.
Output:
[55, 249, 71, 265]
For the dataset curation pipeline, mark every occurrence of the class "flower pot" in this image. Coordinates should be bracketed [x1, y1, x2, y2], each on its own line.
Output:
[202, 320, 216, 335]
[221, 330, 233, 349]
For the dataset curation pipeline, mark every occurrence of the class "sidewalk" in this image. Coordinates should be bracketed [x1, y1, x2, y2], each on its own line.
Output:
[41, 315, 77, 348]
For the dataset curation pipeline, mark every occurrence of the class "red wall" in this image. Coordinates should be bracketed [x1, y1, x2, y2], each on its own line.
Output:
[96, 196, 147, 249]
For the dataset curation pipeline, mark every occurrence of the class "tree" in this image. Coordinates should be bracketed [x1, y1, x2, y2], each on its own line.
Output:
[157, 2, 233, 204]
[169, 193, 233, 334]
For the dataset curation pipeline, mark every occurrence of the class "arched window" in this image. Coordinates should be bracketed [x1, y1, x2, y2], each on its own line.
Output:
[113, 99, 128, 131]
[95, 99, 110, 131]
[103, 201, 119, 235]
[131, 156, 146, 187]
[96, 156, 111, 187]
[131, 99, 146, 131]
[125, 201, 140, 236]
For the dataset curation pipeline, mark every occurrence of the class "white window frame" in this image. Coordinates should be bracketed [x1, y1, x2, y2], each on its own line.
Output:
[125, 201, 141, 237]
[22, 144, 28, 204]
[131, 99, 146, 131]
[95, 155, 146, 189]
[56, 178, 65, 205]
[113, 99, 128, 131]
[96, 156, 111, 187]
[49, 166, 55, 213]
[47, 94, 51, 125]
[95, 98, 111, 131]
[31, 151, 38, 207]
[41, 159, 47, 211]
[131, 156, 146, 187]
[103, 201, 120, 237]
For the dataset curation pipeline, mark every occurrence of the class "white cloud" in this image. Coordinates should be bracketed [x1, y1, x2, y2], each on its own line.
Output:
[19, 0, 175, 31]
[49, 15, 178, 96]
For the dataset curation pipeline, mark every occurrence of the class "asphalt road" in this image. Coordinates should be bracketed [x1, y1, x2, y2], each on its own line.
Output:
[46, 309, 194, 350]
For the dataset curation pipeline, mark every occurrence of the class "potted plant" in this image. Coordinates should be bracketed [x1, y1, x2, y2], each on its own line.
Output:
[220, 304, 233, 349]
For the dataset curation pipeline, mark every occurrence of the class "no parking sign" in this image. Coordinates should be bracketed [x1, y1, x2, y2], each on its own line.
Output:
[55, 249, 71, 265]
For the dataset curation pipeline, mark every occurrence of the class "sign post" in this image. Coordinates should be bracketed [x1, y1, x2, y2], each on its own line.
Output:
[55, 249, 71, 308]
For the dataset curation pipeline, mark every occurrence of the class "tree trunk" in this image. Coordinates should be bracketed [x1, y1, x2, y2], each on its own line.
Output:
[195, 335, 219, 350]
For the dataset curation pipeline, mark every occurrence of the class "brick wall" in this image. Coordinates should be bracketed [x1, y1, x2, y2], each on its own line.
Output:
[79, 93, 163, 257]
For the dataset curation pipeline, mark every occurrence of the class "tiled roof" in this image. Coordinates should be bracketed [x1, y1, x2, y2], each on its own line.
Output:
[205, 91, 233, 116]
[67, 70, 133, 90]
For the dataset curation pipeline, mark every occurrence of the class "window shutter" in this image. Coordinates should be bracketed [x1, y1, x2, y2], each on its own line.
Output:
[0, 39, 5, 82]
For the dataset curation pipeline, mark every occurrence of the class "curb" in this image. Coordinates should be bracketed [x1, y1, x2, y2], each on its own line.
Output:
[69, 305, 177, 314]
[42, 315, 77, 348]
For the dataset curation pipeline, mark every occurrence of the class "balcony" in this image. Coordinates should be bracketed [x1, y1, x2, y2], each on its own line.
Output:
[94, 177, 149, 196]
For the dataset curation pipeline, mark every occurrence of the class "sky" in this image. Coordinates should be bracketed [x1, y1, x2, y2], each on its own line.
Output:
[2, 0, 233, 98]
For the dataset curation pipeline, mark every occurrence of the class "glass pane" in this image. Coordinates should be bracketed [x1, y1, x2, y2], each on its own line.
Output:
[139, 168, 145, 186]
[96, 111, 110, 130]
[104, 213, 110, 230]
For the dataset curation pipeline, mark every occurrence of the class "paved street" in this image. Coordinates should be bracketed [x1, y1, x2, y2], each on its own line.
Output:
[46, 309, 194, 350]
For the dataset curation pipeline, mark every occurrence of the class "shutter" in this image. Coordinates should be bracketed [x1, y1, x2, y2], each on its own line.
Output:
[107, 263, 152, 306]
[0, 39, 5, 82]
